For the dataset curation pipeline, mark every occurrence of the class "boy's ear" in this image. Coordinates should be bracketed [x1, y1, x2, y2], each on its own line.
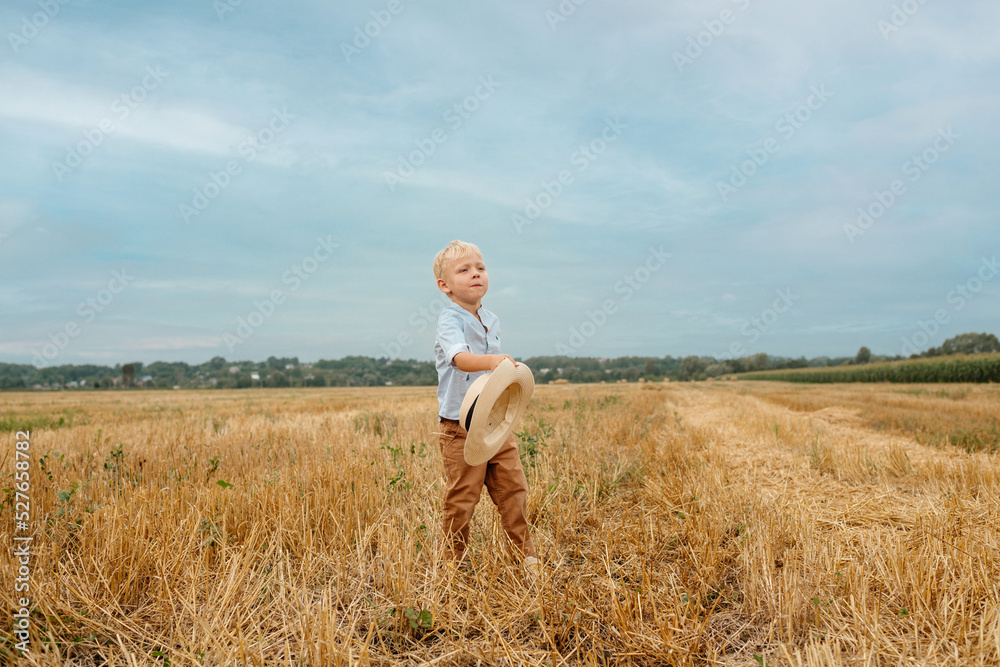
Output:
[436, 277, 451, 295]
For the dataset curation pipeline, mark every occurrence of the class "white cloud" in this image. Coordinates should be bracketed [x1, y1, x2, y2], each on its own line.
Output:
[0, 65, 249, 156]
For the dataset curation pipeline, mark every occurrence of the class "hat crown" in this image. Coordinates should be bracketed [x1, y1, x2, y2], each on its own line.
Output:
[459, 360, 534, 465]
[485, 384, 520, 429]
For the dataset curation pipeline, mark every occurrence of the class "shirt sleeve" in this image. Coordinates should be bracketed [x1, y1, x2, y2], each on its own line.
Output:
[437, 309, 471, 366]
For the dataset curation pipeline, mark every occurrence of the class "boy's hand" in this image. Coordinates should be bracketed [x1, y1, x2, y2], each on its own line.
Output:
[454, 353, 518, 373]
[489, 354, 517, 371]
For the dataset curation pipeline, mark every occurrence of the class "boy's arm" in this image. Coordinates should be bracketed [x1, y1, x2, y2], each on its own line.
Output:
[453, 353, 518, 373]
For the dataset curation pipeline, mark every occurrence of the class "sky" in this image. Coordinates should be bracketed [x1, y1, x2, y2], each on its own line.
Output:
[1, 0, 998, 368]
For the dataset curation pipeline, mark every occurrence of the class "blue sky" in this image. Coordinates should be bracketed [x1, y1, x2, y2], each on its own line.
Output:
[1, 0, 997, 367]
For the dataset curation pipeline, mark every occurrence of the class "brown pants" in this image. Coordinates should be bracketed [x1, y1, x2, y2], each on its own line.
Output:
[438, 419, 536, 561]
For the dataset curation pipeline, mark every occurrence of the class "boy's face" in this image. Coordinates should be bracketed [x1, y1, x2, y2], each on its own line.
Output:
[437, 252, 489, 309]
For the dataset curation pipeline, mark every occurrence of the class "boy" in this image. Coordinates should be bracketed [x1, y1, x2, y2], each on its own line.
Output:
[432, 240, 537, 567]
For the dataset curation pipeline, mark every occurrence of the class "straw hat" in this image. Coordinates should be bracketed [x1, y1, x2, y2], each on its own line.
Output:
[459, 359, 535, 465]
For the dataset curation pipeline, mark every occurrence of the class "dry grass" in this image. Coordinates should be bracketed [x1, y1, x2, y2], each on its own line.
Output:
[740, 382, 1000, 453]
[1, 382, 998, 666]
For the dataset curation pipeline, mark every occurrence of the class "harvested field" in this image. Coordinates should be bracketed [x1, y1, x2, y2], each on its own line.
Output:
[1, 382, 998, 665]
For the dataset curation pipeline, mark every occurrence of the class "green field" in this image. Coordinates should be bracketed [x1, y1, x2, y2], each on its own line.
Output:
[739, 352, 1000, 383]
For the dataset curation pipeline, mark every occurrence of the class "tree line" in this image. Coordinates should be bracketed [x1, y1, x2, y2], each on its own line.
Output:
[2, 332, 995, 391]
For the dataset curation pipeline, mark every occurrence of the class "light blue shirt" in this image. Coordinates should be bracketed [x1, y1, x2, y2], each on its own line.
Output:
[435, 302, 501, 420]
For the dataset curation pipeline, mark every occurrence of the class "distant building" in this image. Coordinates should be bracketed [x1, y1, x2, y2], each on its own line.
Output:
[228, 366, 240, 374]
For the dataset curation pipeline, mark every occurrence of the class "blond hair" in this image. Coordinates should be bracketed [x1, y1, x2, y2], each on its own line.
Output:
[433, 240, 483, 280]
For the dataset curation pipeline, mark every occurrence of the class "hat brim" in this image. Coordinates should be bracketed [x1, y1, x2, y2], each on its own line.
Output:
[459, 359, 534, 466]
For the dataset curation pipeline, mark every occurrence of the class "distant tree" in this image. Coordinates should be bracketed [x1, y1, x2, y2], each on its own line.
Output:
[704, 362, 734, 377]
[303, 375, 326, 387]
[0, 376, 26, 389]
[266, 371, 290, 388]
[928, 332, 1000, 357]
[745, 352, 769, 371]
[855, 346, 872, 365]
[122, 363, 136, 388]
[678, 356, 706, 381]
[265, 356, 299, 370]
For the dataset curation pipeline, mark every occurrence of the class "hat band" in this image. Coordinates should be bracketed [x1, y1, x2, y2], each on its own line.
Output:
[464, 395, 479, 431]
